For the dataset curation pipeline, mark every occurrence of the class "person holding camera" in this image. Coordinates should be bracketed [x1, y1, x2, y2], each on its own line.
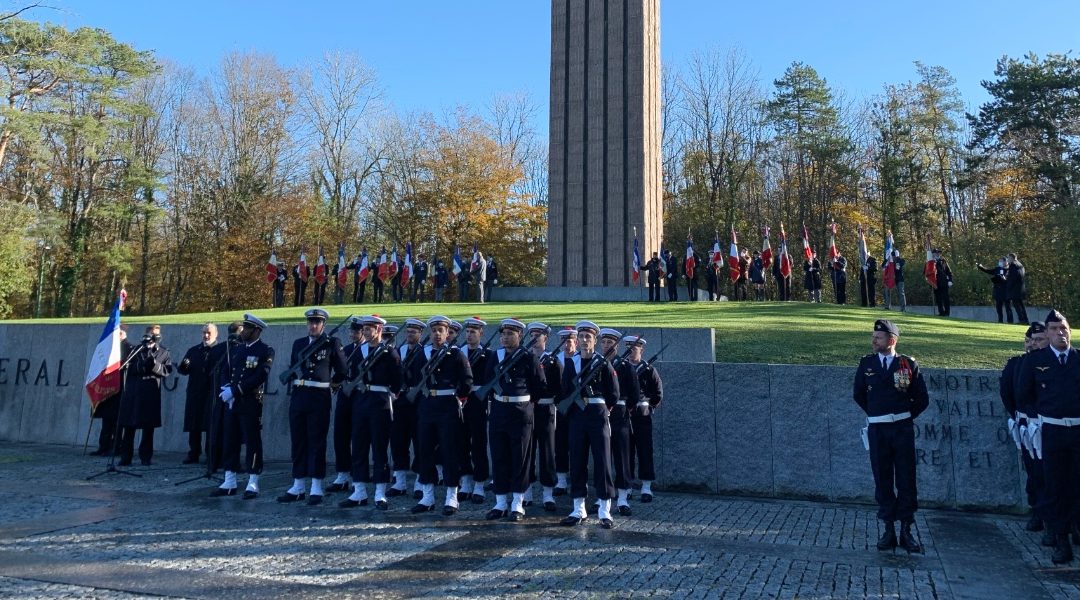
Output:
[117, 325, 174, 466]
[977, 257, 1011, 323]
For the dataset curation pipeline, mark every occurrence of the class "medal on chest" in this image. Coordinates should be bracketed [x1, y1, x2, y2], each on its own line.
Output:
[894, 358, 912, 392]
[246, 355, 258, 369]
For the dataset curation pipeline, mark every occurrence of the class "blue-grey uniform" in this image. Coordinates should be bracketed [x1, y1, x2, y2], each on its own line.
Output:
[461, 318, 496, 501]
[279, 308, 348, 504]
[853, 319, 929, 552]
[484, 319, 546, 520]
[215, 314, 273, 499]
[1016, 310, 1080, 564]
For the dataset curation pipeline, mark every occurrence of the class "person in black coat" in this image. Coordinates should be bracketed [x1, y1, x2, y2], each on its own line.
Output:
[645, 253, 662, 302]
[1007, 253, 1030, 324]
[684, 252, 702, 301]
[177, 324, 219, 464]
[90, 326, 133, 456]
[412, 254, 429, 302]
[1000, 322, 1048, 533]
[772, 254, 791, 301]
[117, 325, 174, 466]
[457, 265, 471, 302]
[853, 319, 930, 554]
[460, 318, 497, 504]
[829, 254, 848, 305]
[627, 336, 662, 502]
[273, 264, 287, 307]
[664, 250, 679, 301]
[933, 250, 953, 316]
[434, 260, 449, 302]
[804, 252, 823, 303]
[601, 328, 640, 517]
[486, 256, 499, 302]
[292, 263, 306, 307]
[977, 257, 1011, 323]
[859, 256, 878, 307]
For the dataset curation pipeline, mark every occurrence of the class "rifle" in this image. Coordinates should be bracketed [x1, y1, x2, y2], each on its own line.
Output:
[634, 343, 669, 375]
[466, 330, 500, 370]
[472, 335, 540, 400]
[414, 343, 454, 400]
[341, 323, 406, 396]
[400, 334, 431, 372]
[540, 336, 569, 367]
[278, 314, 354, 385]
[556, 353, 607, 415]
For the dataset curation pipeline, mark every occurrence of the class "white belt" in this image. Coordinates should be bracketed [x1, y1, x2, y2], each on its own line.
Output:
[429, 389, 456, 397]
[538, 398, 555, 405]
[615, 400, 627, 406]
[365, 385, 390, 393]
[1040, 415, 1080, 427]
[866, 412, 911, 424]
[496, 395, 531, 403]
[585, 397, 606, 405]
[296, 380, 331, 389]
[637, 402, 651, 408]
[1016, 411, 1030, 421]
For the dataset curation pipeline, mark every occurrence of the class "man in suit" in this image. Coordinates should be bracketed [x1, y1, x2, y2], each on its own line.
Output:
[177, 324, 219, 464]
[933, 249, 953, 316]
[664, 250, 679, 301]
[645, 252, 662, 302]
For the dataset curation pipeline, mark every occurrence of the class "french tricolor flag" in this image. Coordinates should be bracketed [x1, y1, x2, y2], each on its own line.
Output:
[84, 295, 123, 413]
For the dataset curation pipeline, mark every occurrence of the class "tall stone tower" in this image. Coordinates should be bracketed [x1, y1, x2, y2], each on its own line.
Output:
[547, 0, 662, 287]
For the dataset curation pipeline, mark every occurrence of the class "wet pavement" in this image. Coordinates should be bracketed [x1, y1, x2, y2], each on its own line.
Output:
[0, 442, 1078, 599]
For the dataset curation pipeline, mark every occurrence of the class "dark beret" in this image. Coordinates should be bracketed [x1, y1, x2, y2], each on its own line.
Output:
[874, 319, 899, 337]
[1046, 310, 1067, 324]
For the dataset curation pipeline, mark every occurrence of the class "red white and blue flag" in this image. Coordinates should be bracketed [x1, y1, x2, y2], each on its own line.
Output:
[266, 249, 278, 283]
[356, 249, 370, 283]
[85, 294, 123, 413]
[337, 243, 348, 287]
[711, 234, 723, 267]
[779, 224, 792, 278]
[657, 245, 666, 279]
[298, 247, 309, 282]
[883, 231, 896, 290]
[631, 233, 641, 284]
[452, 245, 464, 276]
[401, 242, 413, 287]
[828, 223, 839, 261]
[376, 247, 389, 282]
[924, 235, 938, 289]
[801, 223, 813, 261]
[857, 225, 870, 270]
[387, 245, 399, 280]
[470, 242, 481, 273]
[314, 246, 327, 285]
[727, 228, 740, 283]
[761, 226, 773, 269]
[684, 238, 696, 280]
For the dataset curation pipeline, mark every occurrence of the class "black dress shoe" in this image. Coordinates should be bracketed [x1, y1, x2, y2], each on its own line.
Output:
[618, 504, 632, 516]
[277, 492, 306, 503]
[210, 487, 236, 497]
[553, 487, 567, 497]
[182, 455, 199, 465]
[411, 503, 435, 514]
[507, 511, 525, 522]
[375, 500, 388, 510]
[1026, 513, 1044, 532]
[1053, 535, 1074, 564]
[457, 491, 469, 502]
[523, 500, 534, 507]
[898, 523, 922, 554]
[1072, 524, 1080, 546]
[640, 493, 653, 503]
[600, 518, 615, 529]
[560, 515, 585, 526]
[544, 501, 557, 512]
[877, 522, 898, 550]
[386, 487, 406, 497]
[443, 505, 458, 516]
[242, 490, 258, 500]
[413, 490, 423, 500]
[485, 509, 507, 520]
[306, 494, 323, 506]
[471, 494, 485, 504]
[338, 498, 368, 508]
[326, 482, 350, 493]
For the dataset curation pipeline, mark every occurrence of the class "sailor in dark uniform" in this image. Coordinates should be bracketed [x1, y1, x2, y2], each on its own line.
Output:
[340, 315, 402, 510]
[408, 315, 473, 515]
[390, 318, 426, 499]
[853, 319, 930, 553]
[527, 322, 562, 511]
[460, 317, 496, 504]
[278, 308, 348, 506]
[553, 327, 577, 496]
[1017, 310, 1080, 564]
[328, 318, 366, 493]
[626, 335, 662, 502]
[1001, 322, 1048, 533]
[212, 313, 274, 499]
[560, 321, 619, 529]
[484, 319, 546, 521]
[600, 328, 640, 516]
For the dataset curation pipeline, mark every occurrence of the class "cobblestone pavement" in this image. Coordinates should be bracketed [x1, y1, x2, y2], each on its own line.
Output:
[0, 442, 1078, 599]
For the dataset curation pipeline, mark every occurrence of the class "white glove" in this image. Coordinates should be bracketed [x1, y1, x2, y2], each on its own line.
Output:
[947, 281, 953, 288]
[1008, 418, 1021, 450]
[219, 385, 235, 409]
[1031, 423, 1043, 459]
[1020, 424, 1032, 455]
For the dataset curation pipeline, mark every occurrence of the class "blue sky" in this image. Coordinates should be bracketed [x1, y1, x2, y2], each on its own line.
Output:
[40, 1, 1080, 137]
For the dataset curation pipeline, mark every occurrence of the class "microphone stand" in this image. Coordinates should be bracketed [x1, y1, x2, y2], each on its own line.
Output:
[175, 337, 233, 486]
[87, 344, 146, 480]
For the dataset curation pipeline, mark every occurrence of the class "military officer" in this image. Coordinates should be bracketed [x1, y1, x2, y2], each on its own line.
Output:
[626, 335, 663, 502]
[212, 314, 274, 499]
[553, 327, 577, 495]
[408, 315, 473, 515]
[328, 318, 366, 493]
[460, 317, 495, 503]
[1001, 321, 1048, 533]
[392, 318, 427, 499]
[527, 322, 562, 511]
[600, 328, 640, 516]
[560, 321, 619, 529]
[340, 315, 402, 509]
[1017, 310, 1080, 564]
[278, 308, 348, 506]
[484, 319, 546, 521]
[853, 319, 930, 553]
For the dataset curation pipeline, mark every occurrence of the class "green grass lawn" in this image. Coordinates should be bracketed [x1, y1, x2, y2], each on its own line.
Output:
[13, 301, 1024, 369]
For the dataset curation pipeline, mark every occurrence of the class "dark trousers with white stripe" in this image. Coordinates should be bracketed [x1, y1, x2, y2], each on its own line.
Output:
[489, 401, 534, 495]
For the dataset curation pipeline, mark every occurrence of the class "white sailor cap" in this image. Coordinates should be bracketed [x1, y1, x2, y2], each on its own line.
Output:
[242, 313, 268, 330]
[361, 314, 387, 326]
[557, 327, 576, 339]
[305, 307, 329, 321]
[404, 318, 426, 331]
[348, 316, 364, 330]
[575, 320, 600, 335]
[622, 335, 646, 347]
[500, 318, 526, 332]
[427, 315, 452, 328]
[599, 328, 623, 341]
[449, 319, 463, 332]
[382, 325, 398, 337]
[463, 317, 487, 329]
[526, 322, 549, 335]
